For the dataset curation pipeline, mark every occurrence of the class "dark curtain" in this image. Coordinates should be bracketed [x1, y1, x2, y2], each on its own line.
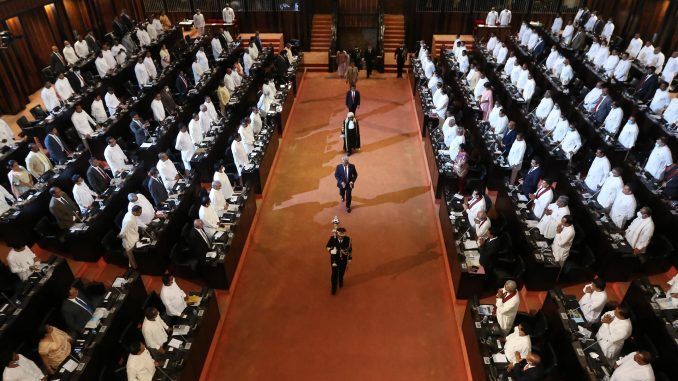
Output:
[18, 8, 58, 70]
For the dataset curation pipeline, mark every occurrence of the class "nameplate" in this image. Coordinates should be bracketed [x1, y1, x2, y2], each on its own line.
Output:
[560, 312, 568, 320]
[483, 357, 490, 365]
[13, 308, 21, 316]
[184, 342, 192, 350]
[197, 309, 204, 317]
[576, 348, 585, 357]
[100, 325, 107, 333]
[475, 322, 482, 329]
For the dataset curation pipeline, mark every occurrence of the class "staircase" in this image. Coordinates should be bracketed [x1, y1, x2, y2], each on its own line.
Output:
[383, 14, 406, 73]
[310, 14, 332, 52]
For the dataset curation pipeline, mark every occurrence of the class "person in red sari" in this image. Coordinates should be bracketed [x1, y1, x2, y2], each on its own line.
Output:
[480, 82, 494, 121]
[453, 143, 469, 194]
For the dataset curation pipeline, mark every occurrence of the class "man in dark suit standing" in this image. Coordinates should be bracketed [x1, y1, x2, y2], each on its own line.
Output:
[50, 46, 67, 75]
[334, 156, 358, 213]
[147, 168, 168, 206]
[570, 27, 587, 51]
[592, 87, 612, 123]
[129, 112, 150, 146]
[48, 186, 80, 229]
[60, 287, 95, 335]
[479, 227, 500, 279]
[86, 158, 112, 194]
[634, 67, 659, 102]
[189, 219, 212, 259]
[66, 69, 87, 93]
[345, 86, 360, 114]
[325, 227, 352, 295]
[395, 43, 407, 78]
[44, 127, 70, 165]
[364, 45, 376, 78]
[508, 352, 543, 381]
[175, 70, 190, 100]
[520, 158, 543, 196]
[531, 38, 546, 60]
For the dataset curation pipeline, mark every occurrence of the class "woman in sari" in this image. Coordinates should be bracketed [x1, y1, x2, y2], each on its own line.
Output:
[337, 50, 348, 78]
[341, 112, 361, 155]
[7, 160, 33, 197]
[159, 44, 171, 69]
[453, 143, 469, 194]
[38, 325, 72, 374]
[480, 82, 494, 121]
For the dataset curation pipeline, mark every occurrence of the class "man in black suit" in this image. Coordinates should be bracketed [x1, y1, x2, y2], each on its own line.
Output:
[147, 168, 168, 206]
[334, 156, 358, 213]
[520, 158, 543, 196]
[345, 86, 360, 114]
[175, 70, 190, 99]
[364, 45, 376, 78]
[395, 43, 407, 78]
[325, 227, 352, 295]
[50, 46, 67, 75]
[112, 17, 128, 38]
[531, 38, 546, 60]
[634, 67, 659, 102]
[45, 127, 70, 165]
[189, 219, 212, 259]
[49, 186, 81, 229]
[479, 227, 500, 276]
[60, 287, 95, 335]
[508, 352, 543, 381]
[570, 27, 586, 51]
[86, 158, 112, 194]
[592, 87, 612, 123]
[66, 69, 87, 93]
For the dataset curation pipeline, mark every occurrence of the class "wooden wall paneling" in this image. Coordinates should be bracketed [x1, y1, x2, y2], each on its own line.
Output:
[18, 7, 59, 70]
[4, 17, 42, 91]
[0, 0, 53, 21]
[0, 45, 32, 114]
[94, 0, 117, 38]
[63, 0, 94, 38]
[42, 4, 63, 45]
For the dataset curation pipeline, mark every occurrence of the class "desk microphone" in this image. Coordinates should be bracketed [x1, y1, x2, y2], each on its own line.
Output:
[0, 292, 19, 309]
[154, 363, 175, 381]
[581, 339, 600, 352]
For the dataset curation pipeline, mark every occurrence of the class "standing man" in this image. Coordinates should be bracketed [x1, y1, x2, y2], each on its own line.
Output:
[345, 85, 361, 114]
[222, 3, 235, 24]
[193, 9, 205, 36]
[325, 227, 352, 295]
[364, 45, 376, 78]
[346, 61, 359, 87]
[334, 156, 358, 213]
[395, 43, 407, 78]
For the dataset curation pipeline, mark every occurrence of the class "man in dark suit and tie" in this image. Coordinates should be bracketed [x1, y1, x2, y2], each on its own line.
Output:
[593, 18, 605, 36]
[48, 186, 80, 229]
[112, 16, 128, 38]
[147, 168, 168, 206]
[129, 112, 150, 146]
[66, 69, 87, 93]
[334, 156, 358, 213]
[592, 87, 612, 123]
[508, 352, 543, 381]
[86, 158, 112, 194]
[479, 227, 500, 279]
[364, 45, 376, 78]
[345, 86, 361, 114]
[61, 287, 95, 335]
[44, 127, 70, 164]
[531, 38, 546, 60]
[50, 46, 67, 75]
[570, 27, 586, 51]
[634, 67, 659, 102]
[520, 158, 543, 196]
[189, 219, 212, 259]
[175, 71, 191, 100]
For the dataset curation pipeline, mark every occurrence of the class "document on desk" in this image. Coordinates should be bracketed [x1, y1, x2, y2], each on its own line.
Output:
[577, 325, 592, 338]
[173, 325, 190, 336]
[526, 220, 538, 228]
[478, 305, 494, 316]
[112, 277, 126, 288]
[492, 353, 508, 363]
[168, 338, 183, 349]
[63, 359, 79, 372]
[517, 194, 528, 202]
[464, 240, 479, 250]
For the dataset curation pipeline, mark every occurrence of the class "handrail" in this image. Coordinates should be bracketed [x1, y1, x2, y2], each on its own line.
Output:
[328, 2, 338, 72]
[377, 0, 385, 72]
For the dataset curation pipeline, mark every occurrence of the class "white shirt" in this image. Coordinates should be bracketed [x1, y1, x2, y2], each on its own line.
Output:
[192, 61, 204, 83]
[193, 13, 205, 28]
[496, 46, 508, 64]
[610, 352, 655, 381]
[135, 62, 150, 87]
[503, 330, 531, 364]
[250, 111, 263, 134]
[112, 44, 128, 65]
[610, 192, 637, 228]
[136, 29, 151, 47]
[661, 56, 677, 84]
[41, 86, 60, 112]
[244, 52, 253, 76]
[474, 77, 488, 99]
[126, 349, 155, 381]
[507, 139, 526, 166]
[150, 99, 165, 122]
[199, 204, 220, 237]
[562, 25, 574, 43]
[157, 159, 178, 190]
[54, 77, 74, 100]
[644, 145, 673, 180]
[424, 59, 435, 79]
[74, 40, 89, 58]
[465, 196, 486, 225]
[433, 94, 449, 119]
[495, 290, 519, 332]
[626, 38, 643, 58]
[535, 97, 554, 120]
[143, 56, 157, 79]
[73, 182, 97, 212]
[204, 100, 219, 122]
[552, 224, 575, 264]
[594, 46, 610, 68]
[119, 211, 144, 251]
[95, 56, 111, 78]
[586, 42, 600, 61]
[603, 54, 620, 76]
[486, 36, 498, 52]
[613, 59, 632, 81]
[71, 110, 97, 138]
[585, 156, 611, 191]
[486, 11, 498, 26]
[603, 107, 623, 134]
[551, 17, 563, 34]
[2, 354, 44, 381]
[457, 54, 469, 74]
[503, 56, 516, 76]
[579, 286, 608, 322]
[597, 175, 623, 208]
[102, 49, 117, 69]
[0, 119, 15, 147]
[584, 15, 597, 31]
[175, 130, 196, 167]
[142, 317, 168, 349]
[664, 98, 678, 124]
[552, 119, 570, 142]
[214, 171, 234, 201]
[560, 64, 574, 85]
[128, 194, 155, 225]
[532, 186, 553, 219]
[160, 282, 187, 316]
[146, 23, 158, 40]
[638, 45, 655, 66]
[441, 134, 465, 160]
[537, 204, 570, 239]
[199, 110, 212, 134]
[189, 119, 203, 145]
[104, 144, 128, 173]
[231, 140, 250, 176]
[224, 73, 236, 92]
[209, 187, 226, 213]
[545, 50, 559, 69]
[25, 151, 52, 178]
[196, 50, 209, 72]
[7, 247, 37, 281]
[625, 215, 654, 252]
[63, 45, 78, 64]
[105, 92, 121, 115]
[91, 99, 108, 123]
[596, 311, 632, 360]
[583, 87, 603, 112]
[601, 22, 615, 40]
[223, 7, 235, 23]
[499, 9, 511, 26]
[211, 38, 223, 59]
[522, 79, 535, 102]
[649, 88, 670, 114]
[618, 121, 639, 149]
[544, 107, 561, 131]
[650, 51, 665, 74]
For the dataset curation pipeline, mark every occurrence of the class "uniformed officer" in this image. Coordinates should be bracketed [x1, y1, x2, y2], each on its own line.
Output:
[325, 227, 352, 295]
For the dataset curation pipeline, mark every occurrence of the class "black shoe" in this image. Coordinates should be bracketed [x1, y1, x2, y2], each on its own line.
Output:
[331, 288, 337, 295]
[347, 207, 351, 213]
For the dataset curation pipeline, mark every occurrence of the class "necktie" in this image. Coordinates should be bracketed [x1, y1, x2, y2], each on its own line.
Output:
[52, 135, 65, 151]
[200, 229, 210, 245]
[97, 167, 110, 181]
[75, 297, 93, 314]
[345, 165, 349, 180]
[56, 53, 64, 65]
[593, 96, 606, 112]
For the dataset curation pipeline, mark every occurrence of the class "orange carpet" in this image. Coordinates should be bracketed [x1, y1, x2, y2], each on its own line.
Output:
[203, 72, 467, 380]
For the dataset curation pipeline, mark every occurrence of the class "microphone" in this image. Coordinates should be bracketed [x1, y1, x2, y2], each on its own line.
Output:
[0, 292, 19, 309]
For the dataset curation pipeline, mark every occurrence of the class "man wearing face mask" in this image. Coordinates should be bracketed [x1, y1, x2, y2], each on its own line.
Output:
[625, 206, 654, 255]
[584, 149, 611, 192]
[610, 351, 655, 381]
[537, 195, 570, 239]
[617, 117, 639, 150]
[609, 185, 636, 228]
[644, 137, 673, 180]
[579, 278, 608, 323]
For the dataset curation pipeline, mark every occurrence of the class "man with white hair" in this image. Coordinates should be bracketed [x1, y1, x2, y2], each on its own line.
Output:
[209, 181, 227, 213]
[537, 195, 570, 239]
[529, 179, 553, 219]
[495, 280, 520, 334]
[609, 185, 637, 228]
[127, 192, 155, 225]
[156, 152, 179, 190]
[625, 207, 654, 254]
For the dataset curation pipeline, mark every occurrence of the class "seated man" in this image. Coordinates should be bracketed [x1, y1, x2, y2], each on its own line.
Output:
[579, 278, 608, 323]
[126, 341, 156, 381]
[503, 323, 532, 365]
[141, 307, 169, 354]
[2, 352, 45, 381]
[38, 325, 71, 375]
[610, 351, 654, 381]
[60, 286, 95, 334]
[160, 274, 187, 317]
[507, 352, 543, 380]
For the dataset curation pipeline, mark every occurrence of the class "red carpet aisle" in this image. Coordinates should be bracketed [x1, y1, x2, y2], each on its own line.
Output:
[204, 72, 468, 380]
